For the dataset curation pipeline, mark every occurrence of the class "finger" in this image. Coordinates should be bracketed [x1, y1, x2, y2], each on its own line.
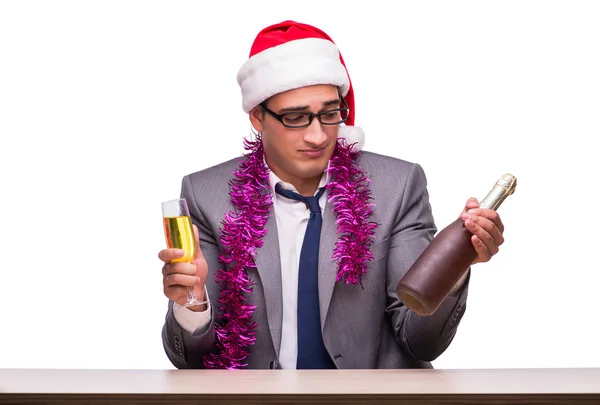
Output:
[465, 208, 505, 235]
[465, 217, 500, 256]
[162, 262, 197, 277]
[164, 272, 201, 288]
[467, 214, 504, 247]
[164, 286, 193, 305]
[471, 234, 491, 263]
[192, 224, 205, 261]
[158, 248, 185, 263]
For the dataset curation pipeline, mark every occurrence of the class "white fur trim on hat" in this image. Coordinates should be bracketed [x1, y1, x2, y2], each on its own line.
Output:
[338, 125, 365, 153]
[237, 37, 350, 113]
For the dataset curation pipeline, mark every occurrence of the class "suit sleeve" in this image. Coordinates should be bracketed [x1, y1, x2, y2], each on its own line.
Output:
[161, 174, 219, 369]
[385, 163, 470, 362]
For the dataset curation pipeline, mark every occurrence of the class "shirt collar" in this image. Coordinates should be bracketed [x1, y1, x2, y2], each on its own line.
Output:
[265, 158, 331, 197]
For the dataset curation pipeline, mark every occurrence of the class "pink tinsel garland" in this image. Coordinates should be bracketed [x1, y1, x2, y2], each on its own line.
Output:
[203, 136, 377, 369]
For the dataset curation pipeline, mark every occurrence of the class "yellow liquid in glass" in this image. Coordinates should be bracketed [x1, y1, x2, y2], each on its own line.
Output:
[163, 216, 196, 263]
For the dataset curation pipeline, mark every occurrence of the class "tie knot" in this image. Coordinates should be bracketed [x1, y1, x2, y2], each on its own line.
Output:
[275, 183, 325, 214]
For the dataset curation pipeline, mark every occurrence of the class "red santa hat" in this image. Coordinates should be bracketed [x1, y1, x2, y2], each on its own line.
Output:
[236, 20, 365, 152]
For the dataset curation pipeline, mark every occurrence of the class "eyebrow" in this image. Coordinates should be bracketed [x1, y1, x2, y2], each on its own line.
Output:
[278, 98, 341, 113]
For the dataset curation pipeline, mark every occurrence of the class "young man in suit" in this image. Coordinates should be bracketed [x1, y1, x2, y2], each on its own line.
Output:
[158, 20, 506, 369]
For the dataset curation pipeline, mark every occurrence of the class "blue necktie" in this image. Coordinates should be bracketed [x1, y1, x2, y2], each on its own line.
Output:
[275, 183, 335, 369]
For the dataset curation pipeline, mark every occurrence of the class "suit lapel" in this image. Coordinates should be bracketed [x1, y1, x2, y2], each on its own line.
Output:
[317, 183, 381, 332]
[254, 210, 283, 358]
[318, 197, 338, 330]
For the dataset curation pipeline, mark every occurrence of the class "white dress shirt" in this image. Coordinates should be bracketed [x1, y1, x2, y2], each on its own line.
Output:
[173, 165, 329, 369]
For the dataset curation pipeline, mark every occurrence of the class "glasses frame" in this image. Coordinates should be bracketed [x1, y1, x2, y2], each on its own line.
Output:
[259, 97, 349, 129]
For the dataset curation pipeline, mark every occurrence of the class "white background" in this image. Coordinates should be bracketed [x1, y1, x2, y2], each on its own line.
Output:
[1, 0, 599, 370]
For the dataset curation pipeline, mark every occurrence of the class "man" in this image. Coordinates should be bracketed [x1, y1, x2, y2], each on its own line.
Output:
[158, 20, 505, 370]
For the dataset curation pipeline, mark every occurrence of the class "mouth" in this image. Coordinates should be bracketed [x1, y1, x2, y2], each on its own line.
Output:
[299, 146, 326, 158]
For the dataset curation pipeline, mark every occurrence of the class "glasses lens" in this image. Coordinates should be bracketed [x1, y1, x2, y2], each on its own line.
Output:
[282, 113, 311, 127]
[320, 109, 344, 124]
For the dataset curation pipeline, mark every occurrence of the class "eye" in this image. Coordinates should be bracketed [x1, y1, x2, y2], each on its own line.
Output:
[282, 113, 309, 124]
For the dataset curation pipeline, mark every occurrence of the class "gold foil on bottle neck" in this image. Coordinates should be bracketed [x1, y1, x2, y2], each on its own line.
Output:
[479, 174, 517, 211]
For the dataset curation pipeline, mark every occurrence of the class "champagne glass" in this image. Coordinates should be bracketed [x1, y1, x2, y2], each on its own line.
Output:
[162, 198, 207, 308]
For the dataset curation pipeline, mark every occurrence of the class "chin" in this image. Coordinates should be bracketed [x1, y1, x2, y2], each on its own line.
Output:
[299, 163, 328, 179]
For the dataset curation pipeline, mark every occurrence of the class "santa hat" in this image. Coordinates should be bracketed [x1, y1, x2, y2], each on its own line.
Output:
[236, 20, 365, 152]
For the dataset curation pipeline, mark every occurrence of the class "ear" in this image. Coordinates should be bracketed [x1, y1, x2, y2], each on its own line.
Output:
[249, 106, 264, 133]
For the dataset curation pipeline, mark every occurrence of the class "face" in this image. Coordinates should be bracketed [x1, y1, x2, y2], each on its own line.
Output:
[249, 84, 341, 194]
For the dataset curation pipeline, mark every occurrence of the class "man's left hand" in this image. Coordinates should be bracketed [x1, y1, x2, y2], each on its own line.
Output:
[460, 197, 505, 265]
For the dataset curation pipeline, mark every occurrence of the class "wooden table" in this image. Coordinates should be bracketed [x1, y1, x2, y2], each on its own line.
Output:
[1, 368, 599, 404]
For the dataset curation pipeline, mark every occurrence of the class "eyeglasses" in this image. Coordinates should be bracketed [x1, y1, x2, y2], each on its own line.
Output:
[259, 98, 349, 129]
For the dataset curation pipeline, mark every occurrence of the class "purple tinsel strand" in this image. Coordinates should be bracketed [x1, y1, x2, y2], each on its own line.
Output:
[203, 137, 377, 369]
[203, 136, 271, 369]
[326, 141, 378, 286]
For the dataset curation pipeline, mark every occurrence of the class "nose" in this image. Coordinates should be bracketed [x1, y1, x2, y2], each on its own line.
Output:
[302, 118, 328, 147]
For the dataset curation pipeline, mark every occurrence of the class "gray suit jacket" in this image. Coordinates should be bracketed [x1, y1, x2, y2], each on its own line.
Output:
[162, 151, 469, 369]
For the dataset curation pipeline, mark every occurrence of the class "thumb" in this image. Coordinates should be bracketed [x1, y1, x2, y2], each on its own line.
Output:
[191, 223, 207, 300]
[461, 197, 480, 216]
[192, 224, 205, 262]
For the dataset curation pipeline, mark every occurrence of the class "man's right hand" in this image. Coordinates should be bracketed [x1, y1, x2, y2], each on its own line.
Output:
[159, 224, 209, 312]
